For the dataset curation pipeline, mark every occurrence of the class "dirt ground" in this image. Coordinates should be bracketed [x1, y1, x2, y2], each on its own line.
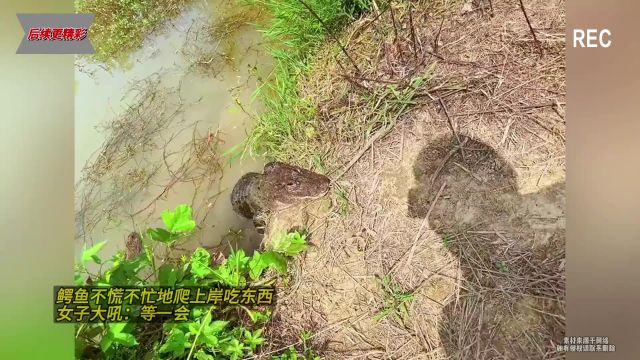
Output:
[259, 0, 565, 359]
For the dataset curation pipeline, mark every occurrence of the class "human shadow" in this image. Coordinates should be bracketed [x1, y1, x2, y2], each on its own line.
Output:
[408, 134, 565, 359]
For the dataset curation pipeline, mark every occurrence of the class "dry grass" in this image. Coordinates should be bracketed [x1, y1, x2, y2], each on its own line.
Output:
[291, 0, 565, 178]
[208, 1, 267, 40]
[258, 0, 566, 359]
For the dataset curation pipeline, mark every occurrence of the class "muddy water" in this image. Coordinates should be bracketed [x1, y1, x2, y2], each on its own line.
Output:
[75, 2, 271, 259]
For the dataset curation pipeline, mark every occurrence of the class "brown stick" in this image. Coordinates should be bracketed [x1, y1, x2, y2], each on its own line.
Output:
[390, 1, 399, 42]
[438, 97, 466, 161]
[518, 0, 543, 58]
[390, 181, 447, 276]
[408, 4, 418, 61]
[450, 102, 562, 117]
[434, 18, 445, 54]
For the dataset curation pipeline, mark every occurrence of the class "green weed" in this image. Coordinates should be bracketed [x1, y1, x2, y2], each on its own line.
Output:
[373, 275, 414, 326]
[496, 260, 510, 273]
[442, 234, 452, 250]
[335, 186, 350, 216]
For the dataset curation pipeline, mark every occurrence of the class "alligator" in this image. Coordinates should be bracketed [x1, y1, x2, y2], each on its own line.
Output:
[231, 162, 331, 232]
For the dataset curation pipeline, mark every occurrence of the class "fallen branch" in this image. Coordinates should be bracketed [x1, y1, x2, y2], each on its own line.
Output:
[438, 97, 466, 161]
[518, 0, 543, 58]
[450, 102, 563, 117]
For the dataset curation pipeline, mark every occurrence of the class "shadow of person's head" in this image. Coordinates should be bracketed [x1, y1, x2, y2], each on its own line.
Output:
[407, 134, 565, 359]
[408, 134, 517, 230]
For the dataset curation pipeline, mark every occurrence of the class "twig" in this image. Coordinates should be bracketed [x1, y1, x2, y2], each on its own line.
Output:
[408, 5, 418, 61]
[434, 18, 445, 54]
[450, 102, 561, 117]
[342, 73, 403, 85]
[390, 2, 399, 42]
[422, 49, 488, 69]
[339, 73, 371, 90]
[390, 181, 447, 275]
[425, 181, 447, 224]
[438, 98, 466, 161]
[429, 145, 459, 186]
[347, 4, 391, 42]
[453, 162, 483, 183]
[518, 0, 543, 58]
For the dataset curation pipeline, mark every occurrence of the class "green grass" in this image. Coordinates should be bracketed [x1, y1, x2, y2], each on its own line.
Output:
[76, 0, 193, 66]
[245, 0, 372, 162]
[442, 234, 452, 250]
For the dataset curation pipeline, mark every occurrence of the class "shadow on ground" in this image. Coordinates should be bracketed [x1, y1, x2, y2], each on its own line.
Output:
[408, 134, 565, 359]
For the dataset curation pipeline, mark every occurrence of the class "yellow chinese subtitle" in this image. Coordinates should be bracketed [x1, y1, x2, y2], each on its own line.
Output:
[54, 286, 275, 323]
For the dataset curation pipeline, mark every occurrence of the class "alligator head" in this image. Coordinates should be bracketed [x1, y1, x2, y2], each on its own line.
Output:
[230, 162, 331, 226]
[263, 162, 331, 209]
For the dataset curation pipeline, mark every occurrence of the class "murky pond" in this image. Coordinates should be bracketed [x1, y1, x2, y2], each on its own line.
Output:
[74, 1, 271, 259]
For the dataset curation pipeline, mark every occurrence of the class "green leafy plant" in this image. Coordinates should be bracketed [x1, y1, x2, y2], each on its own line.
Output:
[74, 204, 310, 359]
[373, 275, 414, 326]
[270, 230, 309, 257]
